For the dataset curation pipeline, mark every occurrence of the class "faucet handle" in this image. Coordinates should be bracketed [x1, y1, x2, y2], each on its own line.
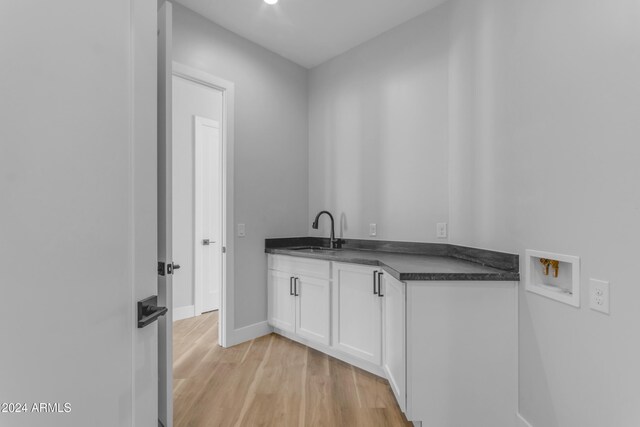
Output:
[332, 238, 345, 249]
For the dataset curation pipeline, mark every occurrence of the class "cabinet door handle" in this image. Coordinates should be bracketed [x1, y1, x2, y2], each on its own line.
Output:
[377, 271, 384, 297]
[290, 276, 294, 295]
[373, 270, 379, 295]
[294, 277, 300, 296]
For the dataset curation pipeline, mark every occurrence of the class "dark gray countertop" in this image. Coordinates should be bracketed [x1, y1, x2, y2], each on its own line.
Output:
[265, 241, 520, 282]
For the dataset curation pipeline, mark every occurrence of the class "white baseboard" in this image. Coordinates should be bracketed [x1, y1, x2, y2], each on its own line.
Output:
[226, 321, 272, 347]
[173, 305, 195, 322]
[518, 413, 533, 427]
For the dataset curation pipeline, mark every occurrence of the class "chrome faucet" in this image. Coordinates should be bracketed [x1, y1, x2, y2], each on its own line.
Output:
[312, 211, 345, 249]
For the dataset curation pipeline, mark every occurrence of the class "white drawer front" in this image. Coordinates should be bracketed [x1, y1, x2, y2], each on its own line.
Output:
[268, 254, 331, 279]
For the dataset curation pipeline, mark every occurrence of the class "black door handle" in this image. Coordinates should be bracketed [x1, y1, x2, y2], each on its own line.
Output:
[137, 295, 168, 328]
[290, 276, 294, 295]
[165, 262, 181, 275]
[294, 277, 300, 296]
[377, 272, 384, 297]
[373, 270, 378, 295]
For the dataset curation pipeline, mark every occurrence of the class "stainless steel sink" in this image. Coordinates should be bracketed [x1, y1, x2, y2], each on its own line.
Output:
[289, 246, 338, 252]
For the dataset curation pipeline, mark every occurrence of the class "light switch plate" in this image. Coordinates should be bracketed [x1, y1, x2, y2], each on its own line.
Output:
[369, 223, 377, 237]
[589, 279, 610, 314]
[237, 223, 246, 237]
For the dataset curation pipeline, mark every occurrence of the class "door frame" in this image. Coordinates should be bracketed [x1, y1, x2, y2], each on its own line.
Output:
[172, 62, 235, 348]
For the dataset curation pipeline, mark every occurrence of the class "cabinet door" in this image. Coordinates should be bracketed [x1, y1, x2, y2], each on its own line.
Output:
[267, 269, 296, 333]
[332, 263, 382, 364]
[295, 275, 331, 346]
[382, 273, 406, 412]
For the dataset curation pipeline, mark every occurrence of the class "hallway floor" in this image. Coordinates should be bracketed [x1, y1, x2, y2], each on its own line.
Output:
[173, 311, 411, 426]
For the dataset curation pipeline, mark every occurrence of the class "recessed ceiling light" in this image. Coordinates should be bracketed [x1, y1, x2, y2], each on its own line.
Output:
[264, 0, 278, 4]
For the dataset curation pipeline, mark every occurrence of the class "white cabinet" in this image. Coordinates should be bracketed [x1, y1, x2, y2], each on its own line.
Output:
[267, 255, 331, 346]
[267, 269, 296, 333]
[406, 281, 517, 427]
[267, 255, 517, 426]
[332, 262, 383, 365]
[296, 275, 330, 345]
[381, 272, 406, 412]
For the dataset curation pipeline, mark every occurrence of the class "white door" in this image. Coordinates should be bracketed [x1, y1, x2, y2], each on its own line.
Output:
[332, 263, 382, 364]
[296, 275, 331, 346]
[195, 116, 222, 314]
[157, 3, 173, 426]
[382, 273, 406, 412]
[267, 269, 296, 333]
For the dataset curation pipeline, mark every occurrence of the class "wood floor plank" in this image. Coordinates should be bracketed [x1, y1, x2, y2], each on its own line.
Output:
[174, 323, 219, 380]
[188, 336, 273, 427]
[353, 366, 394, 409]
[237, 335, 308, 426]
[173, 311, 412, 426]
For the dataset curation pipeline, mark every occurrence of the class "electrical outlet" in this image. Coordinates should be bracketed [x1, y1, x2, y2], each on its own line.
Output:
[237, 223, 246, 237]
[589, 279, 610, 314]
[369, 223, 377, 237]
[436, 223, 448, 239]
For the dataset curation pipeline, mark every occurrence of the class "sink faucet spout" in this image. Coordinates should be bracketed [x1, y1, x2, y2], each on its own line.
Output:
[312, 211, 344, 249]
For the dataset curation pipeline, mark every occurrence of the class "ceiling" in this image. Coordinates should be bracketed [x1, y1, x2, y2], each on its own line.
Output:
[174, 0, 449, 69]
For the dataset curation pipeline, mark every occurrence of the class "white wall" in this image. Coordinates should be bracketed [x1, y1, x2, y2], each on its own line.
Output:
[172, 75, 223, 313]
[172, 3, 309, 329]
[447, 0, 514, 248]
[448, 0, 640, 426]
[307, 1, 640, 425]
[308, 6, 450, 242]
[0, 1, 157, 426]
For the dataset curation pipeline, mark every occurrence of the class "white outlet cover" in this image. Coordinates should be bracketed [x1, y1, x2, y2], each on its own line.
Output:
[589, 279, 610, 314]
[436, 223, 448, 239]
[369, 223, 377, 236]
[237, 223, 246, 237]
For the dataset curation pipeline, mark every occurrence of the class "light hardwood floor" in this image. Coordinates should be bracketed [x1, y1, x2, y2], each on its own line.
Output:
[173, 311, 412, 427]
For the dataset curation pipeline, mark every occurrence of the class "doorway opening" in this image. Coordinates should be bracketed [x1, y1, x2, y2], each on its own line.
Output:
[171, 73, 223, 324]
[170, 61, 234, 340]
[161, 61, 236, 426]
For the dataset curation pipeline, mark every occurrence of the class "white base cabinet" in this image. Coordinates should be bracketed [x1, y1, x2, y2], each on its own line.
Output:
[267, 255, 517, 427]
[406, 281, 518, 427]
[332, 262, 383, 365]
[295, 274, 330, 345]
[267, 255, 331, 347]
[267, 269, 296, 333]
[381, 272, 406, 413]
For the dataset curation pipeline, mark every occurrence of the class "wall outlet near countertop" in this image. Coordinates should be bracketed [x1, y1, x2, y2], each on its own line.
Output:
[436, 222, 448, 239]
[237, 223, 246, 237]
[590, 279, 610, 314]
[369, 223, 377, 237]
